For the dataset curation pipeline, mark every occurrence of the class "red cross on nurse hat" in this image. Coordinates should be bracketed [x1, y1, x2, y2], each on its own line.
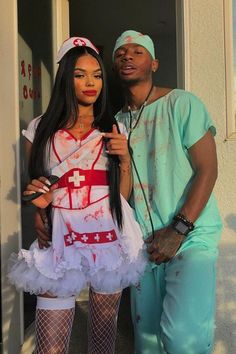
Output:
[56, 37, 99, 63]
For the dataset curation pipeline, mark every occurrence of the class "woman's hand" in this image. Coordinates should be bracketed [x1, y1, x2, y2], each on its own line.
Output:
[103, 124, 132, 200]
[23, 176, 58, 208]
[104, 124, 131, 164]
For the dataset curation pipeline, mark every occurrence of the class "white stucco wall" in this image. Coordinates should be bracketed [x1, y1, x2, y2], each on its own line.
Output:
[185, 1, 236, 353]
[0, 1, 23, 353]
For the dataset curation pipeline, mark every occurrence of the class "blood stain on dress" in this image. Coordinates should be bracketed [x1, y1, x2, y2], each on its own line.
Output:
[54, 190, 68, 206]
[84, 206, 104, 221]
[80, 189, 89, 208]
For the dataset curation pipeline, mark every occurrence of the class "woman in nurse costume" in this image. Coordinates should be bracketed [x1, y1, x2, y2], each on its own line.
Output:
[8, 37, 146, 354]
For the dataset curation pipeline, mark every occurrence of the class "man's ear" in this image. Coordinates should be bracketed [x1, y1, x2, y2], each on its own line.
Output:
[152, 59, 159, 73]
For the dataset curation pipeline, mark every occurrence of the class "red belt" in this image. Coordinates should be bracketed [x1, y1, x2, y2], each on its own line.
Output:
[64, 229, 117, 246]
[57, 168, 108, 189]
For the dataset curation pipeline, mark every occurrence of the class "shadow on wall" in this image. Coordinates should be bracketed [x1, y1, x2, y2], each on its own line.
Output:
[215, 228, 236, 354]
[2, 231, 22, 353]
[2, 141, 22, 352]
[225, 214, 236, 232]
[3, 140, 37, 341]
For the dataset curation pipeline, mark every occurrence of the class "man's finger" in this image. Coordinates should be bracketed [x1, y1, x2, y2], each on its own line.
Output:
[149, 253, 166, 264]
[146, 241, 157, 254]
[146, 245, 154, 254]
[38, 240, 50, 249]
[36, 228, 50, 241]
[144, 236, 153, 244]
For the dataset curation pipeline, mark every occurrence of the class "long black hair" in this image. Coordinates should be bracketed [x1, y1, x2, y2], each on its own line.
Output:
[29, 46, 123, 228]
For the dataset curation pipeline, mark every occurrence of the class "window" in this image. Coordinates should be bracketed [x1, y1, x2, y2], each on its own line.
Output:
[224, 0, 236, 139]
[232, 1, 236, 135]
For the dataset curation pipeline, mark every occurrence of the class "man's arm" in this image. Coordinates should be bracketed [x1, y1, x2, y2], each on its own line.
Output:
[24, 138, 52, 248]
[146, 130, 218, 264]
[35, 209, 51, 248]
[179, 130, 217, 221]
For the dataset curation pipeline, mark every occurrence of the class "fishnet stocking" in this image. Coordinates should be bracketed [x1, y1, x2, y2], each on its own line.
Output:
[34, 307, 75, 354]
[87, 289, 122, 354]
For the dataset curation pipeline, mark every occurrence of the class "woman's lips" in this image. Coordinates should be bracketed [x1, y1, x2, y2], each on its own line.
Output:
[82, 90, 97, 96]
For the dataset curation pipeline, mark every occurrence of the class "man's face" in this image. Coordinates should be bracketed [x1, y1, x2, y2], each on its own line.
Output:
[113, 43, 157, 84]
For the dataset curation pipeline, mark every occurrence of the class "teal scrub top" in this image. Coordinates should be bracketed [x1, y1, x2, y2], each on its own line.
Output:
[116, 89, 222, 247]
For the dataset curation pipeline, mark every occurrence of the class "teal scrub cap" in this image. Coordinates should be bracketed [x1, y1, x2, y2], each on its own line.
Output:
[112, 30, 156, 61]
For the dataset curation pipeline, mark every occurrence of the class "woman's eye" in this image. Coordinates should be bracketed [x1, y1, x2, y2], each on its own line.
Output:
[74, 73, 84, 78]
[94, 74, 102, 79]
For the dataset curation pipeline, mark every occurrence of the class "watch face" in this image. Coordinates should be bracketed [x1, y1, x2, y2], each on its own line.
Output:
[174, 220, 189, 234]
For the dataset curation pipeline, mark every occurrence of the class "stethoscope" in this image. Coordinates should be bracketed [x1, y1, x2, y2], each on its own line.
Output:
[127, 85, 155, 241]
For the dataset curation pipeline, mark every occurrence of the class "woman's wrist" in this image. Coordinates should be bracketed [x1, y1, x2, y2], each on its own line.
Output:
[119, 157, 131, 165]
[119, 160, 131, 173]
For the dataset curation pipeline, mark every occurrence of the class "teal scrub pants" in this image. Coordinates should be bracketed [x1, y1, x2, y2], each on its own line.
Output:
[131, 242, 219, 354]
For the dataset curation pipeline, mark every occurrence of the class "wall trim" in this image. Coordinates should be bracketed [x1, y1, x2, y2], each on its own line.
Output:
[52, 0, 70, 76]
[223, 0, 236, 140]
[176, 0, 190, 91]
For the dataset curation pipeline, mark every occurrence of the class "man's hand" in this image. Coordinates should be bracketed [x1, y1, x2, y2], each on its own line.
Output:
[145, 226, 185, 264]
[35, 209, 51, 249]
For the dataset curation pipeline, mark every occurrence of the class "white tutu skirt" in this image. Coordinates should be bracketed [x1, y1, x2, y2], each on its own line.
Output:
[8, 197, 147, 297]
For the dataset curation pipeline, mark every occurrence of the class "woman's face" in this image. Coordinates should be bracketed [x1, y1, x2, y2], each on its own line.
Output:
[74, 54, 103, 106]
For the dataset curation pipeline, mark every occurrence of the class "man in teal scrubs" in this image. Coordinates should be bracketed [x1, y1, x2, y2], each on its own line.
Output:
[112, 30, 222, 354]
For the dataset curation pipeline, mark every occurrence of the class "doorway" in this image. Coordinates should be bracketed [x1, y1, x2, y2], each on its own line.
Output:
[69, 0, 177, 111]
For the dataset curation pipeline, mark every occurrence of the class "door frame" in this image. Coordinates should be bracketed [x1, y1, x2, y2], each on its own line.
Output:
[0, 1, 69, 353]
[176, 0, 189, 90]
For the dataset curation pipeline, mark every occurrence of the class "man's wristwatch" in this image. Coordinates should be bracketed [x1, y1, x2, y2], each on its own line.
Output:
[172, 213, 195, 237]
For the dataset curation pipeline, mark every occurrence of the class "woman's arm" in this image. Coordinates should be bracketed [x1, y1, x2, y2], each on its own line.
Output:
[104, 124, 133, 200]
[119, 159, 133, 200]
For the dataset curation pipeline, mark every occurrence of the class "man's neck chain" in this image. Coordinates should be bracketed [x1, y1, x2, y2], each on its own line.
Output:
[128, 85, 153, 132]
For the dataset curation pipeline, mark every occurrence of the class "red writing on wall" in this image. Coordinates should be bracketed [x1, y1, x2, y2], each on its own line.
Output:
[20, 60, 41, 100]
